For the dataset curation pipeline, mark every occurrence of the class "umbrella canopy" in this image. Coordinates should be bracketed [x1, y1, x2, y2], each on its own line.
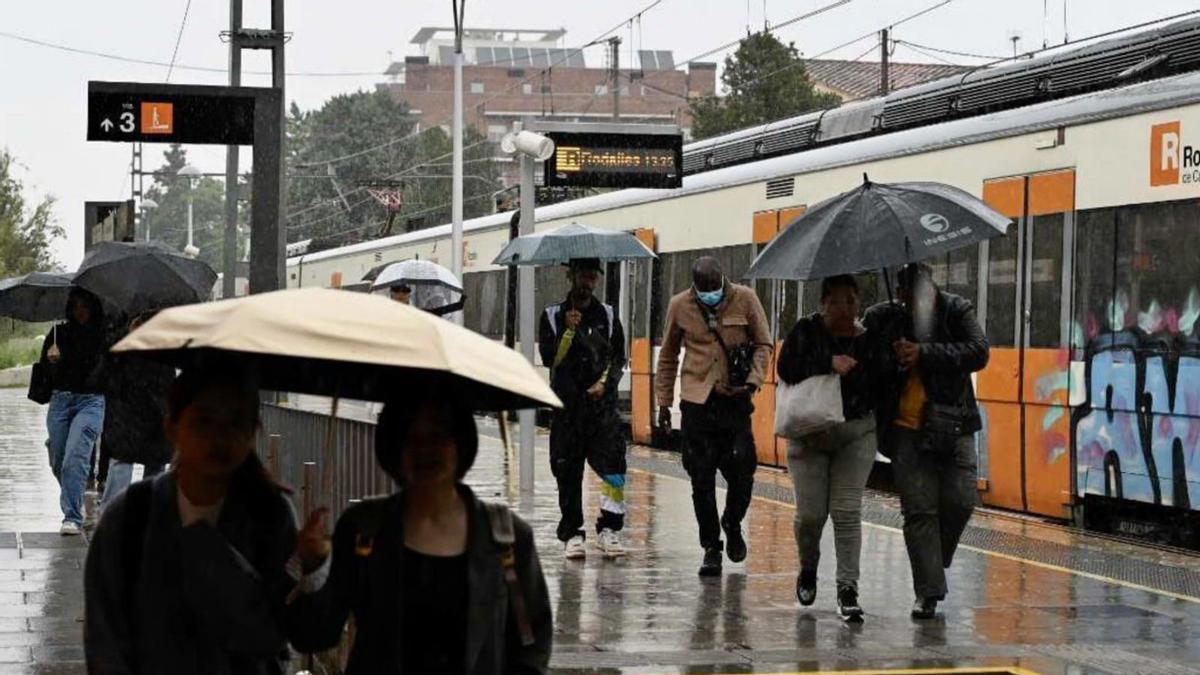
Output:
[112, 287, 560, 410]
[0, 272, 74, 322]
[370, 259, 463, 292]
[492, 222, 657, 266]
[744, 178, 1011, 281]
[74, 241, 217, 315]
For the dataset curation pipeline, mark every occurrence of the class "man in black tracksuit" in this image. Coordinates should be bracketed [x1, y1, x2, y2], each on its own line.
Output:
[865, 262, 989, 619]
[538, 258, 628, 560]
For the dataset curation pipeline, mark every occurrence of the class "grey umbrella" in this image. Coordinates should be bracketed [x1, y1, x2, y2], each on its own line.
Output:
[73, 241, 217, 315]
[492, 222, 656, 266]
[0, 272, 74, 322]
[744, 177, 1010, 281]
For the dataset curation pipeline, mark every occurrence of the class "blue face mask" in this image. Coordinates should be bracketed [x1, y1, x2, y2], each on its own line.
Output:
[696, 287, 724, 307]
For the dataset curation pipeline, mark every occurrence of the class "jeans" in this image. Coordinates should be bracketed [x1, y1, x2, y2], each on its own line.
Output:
[100, 459, 165, 512]
[681, 394, 757, 551]
[786, 416, 877, 589]
[46, 392, 106, 526]
[891, 427, 979, 599]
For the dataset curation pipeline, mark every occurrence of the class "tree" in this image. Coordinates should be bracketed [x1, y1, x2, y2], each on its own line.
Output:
[285, 89, 501, 246]
[691, 32, 841, 140]
[142, 144, 231, 271]
[0, 149, 64, 277]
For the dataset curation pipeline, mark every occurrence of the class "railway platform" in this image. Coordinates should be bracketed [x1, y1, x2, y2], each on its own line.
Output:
[1, 387, 1199, 674]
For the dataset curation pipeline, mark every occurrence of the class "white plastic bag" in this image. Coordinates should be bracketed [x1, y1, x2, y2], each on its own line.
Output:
[774, 374, 845, 438]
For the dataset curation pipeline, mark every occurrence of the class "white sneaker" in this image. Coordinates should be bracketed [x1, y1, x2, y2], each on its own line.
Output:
[597, 528, 626, 558]
[564, 535, 586, 560]
[59, 521, 81, 536]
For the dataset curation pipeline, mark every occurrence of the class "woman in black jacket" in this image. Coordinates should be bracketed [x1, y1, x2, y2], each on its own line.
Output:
[776, 275, 878, 621]
[288, 390, 553, 675]
[39, 288, 108, 535]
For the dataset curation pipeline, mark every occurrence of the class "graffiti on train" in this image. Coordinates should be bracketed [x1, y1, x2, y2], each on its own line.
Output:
[1073, 287, 1200, 511]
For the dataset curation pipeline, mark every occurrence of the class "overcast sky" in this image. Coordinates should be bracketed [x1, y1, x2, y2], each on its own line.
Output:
[2, 0, 1196, 269]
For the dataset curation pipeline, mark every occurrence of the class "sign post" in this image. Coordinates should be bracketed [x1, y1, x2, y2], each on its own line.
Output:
[87, 81, 283, 293]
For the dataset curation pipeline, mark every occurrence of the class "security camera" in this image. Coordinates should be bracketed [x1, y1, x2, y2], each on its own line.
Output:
[500, 130, 555, 161]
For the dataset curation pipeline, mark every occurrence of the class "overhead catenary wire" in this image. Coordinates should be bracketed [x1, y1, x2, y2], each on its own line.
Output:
[677, 0, 854, 67]
[891, 39, 1005, 61]
[164, 0, 194, 82]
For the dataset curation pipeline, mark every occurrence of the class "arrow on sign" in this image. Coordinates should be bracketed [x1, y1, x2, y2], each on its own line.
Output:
[100, 118, 114, 132]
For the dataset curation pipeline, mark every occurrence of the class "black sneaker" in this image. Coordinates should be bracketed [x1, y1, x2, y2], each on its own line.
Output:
[796, 570, 817, 606]
[722, 518, 746, 563]
[911, 596, 938, 619]
[836, 585, 864, 621]
[698, 548, 723, 577]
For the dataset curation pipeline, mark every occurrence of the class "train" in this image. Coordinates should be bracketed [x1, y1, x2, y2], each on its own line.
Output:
[288, 16, 1200, 547]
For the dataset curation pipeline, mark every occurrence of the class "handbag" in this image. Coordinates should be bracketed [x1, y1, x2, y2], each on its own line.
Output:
[774, 374, 845, 438]
[27, 361, 52, 405]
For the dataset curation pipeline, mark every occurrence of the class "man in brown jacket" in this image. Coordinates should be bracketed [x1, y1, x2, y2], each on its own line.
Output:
[656, 256, 772, 576]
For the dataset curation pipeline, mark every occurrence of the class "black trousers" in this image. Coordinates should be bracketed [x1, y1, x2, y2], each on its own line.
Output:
[681, 394, 757, 551]
[890, 427, 979, 599]
[549, 400, 627, 542]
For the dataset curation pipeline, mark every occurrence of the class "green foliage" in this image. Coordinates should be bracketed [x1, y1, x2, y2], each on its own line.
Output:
[691, 32, 842, 140]
[141, 144, 236, 272]
[285, 89, 502, 245]
[0, 149, 64, 277]
[0, 335, 42, 370]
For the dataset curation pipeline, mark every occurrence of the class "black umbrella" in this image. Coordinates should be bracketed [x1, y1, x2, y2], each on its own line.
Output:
[744, 176, 1010, 281]
[0, 272, 73, 322]
[73, 241, 217, 315]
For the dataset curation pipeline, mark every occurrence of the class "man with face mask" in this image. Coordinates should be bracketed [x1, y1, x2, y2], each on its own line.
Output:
[864, 262, 989, 619]
[538, 258, 628, 560]
[656, 256, 772, 576]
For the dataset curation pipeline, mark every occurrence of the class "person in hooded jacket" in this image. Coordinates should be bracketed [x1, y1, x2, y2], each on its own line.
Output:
[99, 311, 177, 512]
[38, 288, 108, 535]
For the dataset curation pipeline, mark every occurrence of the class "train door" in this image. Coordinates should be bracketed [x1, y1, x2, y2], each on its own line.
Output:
[978, 169, 1076, 519]
[751, 205, 806, 467]
[627, 229, 658, 446]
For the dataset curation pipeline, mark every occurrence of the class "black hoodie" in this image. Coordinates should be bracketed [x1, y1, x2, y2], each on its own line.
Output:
[38, 292, 107, 395]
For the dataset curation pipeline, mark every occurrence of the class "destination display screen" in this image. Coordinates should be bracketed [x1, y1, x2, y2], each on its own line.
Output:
[543, 131, 682, 189]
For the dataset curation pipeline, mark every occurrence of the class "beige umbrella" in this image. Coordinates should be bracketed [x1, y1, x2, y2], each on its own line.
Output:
[112, 287, 560, 410]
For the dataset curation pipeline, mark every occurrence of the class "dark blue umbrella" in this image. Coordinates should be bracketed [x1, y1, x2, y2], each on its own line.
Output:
[0, 272, 73, 322]
[744, 176, 1010, 281]
[493, 222, 656, 266]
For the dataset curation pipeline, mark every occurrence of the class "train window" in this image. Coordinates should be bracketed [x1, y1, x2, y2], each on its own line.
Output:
[1028, 213, 1065, 348]
[927, 245, 980, 307]
[462, 270, 506, 339]
[986, 224, 1019, 348]
[535, 265, 574, 315]
[1113, 200, 1200, 338]
[654, 245, 754, 340]
[1072, 207, 1116, 358]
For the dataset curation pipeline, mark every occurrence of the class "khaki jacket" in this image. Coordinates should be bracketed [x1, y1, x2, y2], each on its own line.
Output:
[656, 282, 773, 407]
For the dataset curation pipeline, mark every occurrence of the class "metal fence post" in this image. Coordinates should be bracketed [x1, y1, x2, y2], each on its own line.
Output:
[301, 461, 316, 517]
[267, 433, 281, 477]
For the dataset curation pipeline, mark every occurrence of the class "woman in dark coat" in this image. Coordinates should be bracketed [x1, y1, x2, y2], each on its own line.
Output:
[288, 393, 553, 674]
[100, 311, 177, 512]
[85, 364, 297, 674]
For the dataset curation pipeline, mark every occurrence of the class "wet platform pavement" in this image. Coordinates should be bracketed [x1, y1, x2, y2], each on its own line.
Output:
[3, 387, 1200, 674]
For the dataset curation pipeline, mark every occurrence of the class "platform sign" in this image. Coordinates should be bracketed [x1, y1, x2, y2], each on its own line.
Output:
[539, 124, 683, 189]
[87, 81, 256, 145]
[84, 200, 134, 251]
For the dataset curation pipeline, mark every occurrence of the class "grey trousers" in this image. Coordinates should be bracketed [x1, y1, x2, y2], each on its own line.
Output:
[890, 427, 979, 600]
[786, 416, 877, 589]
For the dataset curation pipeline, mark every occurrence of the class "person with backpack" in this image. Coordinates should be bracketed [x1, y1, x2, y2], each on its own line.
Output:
[537, 258, 628, 559]
[84, 364, 298, 674]
[655, 256, 772, 576]
[36, 288, 108, 536]
[288, 395, 553, 674]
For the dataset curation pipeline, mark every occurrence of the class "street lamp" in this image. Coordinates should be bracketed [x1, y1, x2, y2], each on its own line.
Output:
[177, 164, 203, 258]
[140, 198, 158, 242]
[500, 126, 555, 495]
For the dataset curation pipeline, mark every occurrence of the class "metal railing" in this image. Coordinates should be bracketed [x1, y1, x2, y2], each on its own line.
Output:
[257, 403, 392, 521]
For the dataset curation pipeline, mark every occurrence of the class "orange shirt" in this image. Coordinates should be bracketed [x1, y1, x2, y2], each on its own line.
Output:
[894, 368, 926, 430]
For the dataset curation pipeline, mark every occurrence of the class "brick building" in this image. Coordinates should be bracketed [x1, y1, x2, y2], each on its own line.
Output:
[379, 27, 716, 153]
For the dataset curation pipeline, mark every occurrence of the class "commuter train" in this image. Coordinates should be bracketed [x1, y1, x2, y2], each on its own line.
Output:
[289, 17, 1200, 546]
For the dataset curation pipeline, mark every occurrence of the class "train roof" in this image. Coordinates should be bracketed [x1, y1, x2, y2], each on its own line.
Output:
[291, 68, 1200, 268]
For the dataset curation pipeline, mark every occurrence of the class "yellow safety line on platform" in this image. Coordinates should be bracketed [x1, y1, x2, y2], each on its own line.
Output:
[628, 468, 1200, 605]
